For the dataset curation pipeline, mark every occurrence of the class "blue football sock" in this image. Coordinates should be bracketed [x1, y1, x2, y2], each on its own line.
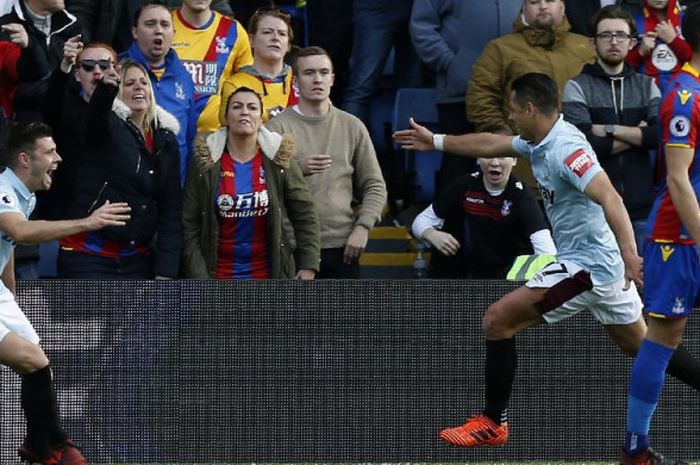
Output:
[624, 339, 674, 455]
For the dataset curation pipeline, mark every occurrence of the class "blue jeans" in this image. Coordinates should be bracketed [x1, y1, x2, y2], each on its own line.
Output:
[341, 0, 422, 125]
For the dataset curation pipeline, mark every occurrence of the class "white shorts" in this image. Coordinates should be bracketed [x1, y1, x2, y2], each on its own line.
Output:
[0, 296, 40, 345]
[525, 260, 642, 325]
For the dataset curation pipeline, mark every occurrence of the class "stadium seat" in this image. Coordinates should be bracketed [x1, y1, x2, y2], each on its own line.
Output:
[392, 87, 441, 203]
[38, 240, 58, 278]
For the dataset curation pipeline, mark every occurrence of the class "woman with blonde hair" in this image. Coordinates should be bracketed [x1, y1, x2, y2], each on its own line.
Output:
[57, 59, 182, 278]
[182, 86, 319, 279]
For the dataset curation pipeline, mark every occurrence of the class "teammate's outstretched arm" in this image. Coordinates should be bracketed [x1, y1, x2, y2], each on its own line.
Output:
[584, 170, 642, 288]
[392, 117, 517, 158]
[0, 200, 130, 245]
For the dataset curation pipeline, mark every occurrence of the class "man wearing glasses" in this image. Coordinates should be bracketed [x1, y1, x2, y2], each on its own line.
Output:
[563, 5, 661, 253]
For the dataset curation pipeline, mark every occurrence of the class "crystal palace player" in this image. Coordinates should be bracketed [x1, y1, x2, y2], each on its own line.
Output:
[620, 3, 700, 465]
[0, 122, 130, 465]
[393, 72, 700, 451]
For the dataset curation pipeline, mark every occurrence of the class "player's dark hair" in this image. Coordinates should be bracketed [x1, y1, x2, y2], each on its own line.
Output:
[587, 5, 636, 38]
[133, 1, 169, 27]
[511, 72, 559, 115]
[3, 122, 53, 169]
[225, 86, 264, 118]
[292, 46, 333, 76]
[683, 3, 700, 52]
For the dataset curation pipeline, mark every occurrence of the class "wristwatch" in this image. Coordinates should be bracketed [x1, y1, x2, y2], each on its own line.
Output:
[604, 124, 615, 137]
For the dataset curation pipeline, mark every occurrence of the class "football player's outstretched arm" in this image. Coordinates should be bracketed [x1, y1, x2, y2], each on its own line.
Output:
[392, 117, 517, 158]
[0, 200, 130, 245]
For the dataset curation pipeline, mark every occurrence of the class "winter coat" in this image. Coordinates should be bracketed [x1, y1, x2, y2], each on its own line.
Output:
[181, 127, 321, 279]
[467, 14, 595, 132]
[64, 81, 183, 277]
[120, 43, 196, 184]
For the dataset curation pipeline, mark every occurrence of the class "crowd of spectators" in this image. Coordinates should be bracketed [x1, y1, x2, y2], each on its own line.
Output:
[0, 0, 694, 281]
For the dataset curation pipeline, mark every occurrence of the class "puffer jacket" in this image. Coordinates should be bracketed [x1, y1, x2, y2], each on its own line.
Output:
[63, 81, 183, 277]
[467, 14, 595, 133]
[181, 127, 320, 279]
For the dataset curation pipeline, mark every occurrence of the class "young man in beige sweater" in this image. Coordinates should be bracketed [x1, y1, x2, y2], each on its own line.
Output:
[266, 46, 387, 278]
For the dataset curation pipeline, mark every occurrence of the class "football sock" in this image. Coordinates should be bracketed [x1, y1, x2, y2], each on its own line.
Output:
[21, 366, 54, 455]
[625, 339, 674, 455]
[21, 365, 67, 454]
[483, 338, 517, 425]
[666, 343, 700, 390]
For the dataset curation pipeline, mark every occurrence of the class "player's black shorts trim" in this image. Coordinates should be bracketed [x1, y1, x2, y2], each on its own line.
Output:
[534, 270, 593, 315]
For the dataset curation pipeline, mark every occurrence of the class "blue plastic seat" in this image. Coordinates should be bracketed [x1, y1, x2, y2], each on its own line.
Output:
[392, 87, 441, 203]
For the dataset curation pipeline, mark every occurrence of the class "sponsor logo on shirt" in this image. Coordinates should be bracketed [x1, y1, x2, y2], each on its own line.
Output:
[661, 244, 675, 262]
[183, 60, 220, 95]
[651, 43, 678, 72]
[217, 194, 234, 211]
[678, 89, 692, 105]
[670, 115, 690, 138]
[564, 149, 594, 178]
[539, 184, 555, 205]
[218, 190, 270, 218]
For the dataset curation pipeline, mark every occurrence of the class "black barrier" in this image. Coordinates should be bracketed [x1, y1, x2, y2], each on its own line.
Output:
[0, 280, 698, 463]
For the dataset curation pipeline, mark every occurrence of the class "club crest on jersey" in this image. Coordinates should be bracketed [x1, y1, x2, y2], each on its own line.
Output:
[0, 193, 14, 206]
[564, 149, 593, 178]
[175, 82, 186, 101]
[670, 115, 690, 138]
[215, 36, 230, 55]
[258, 166, 266, 185]
[678, 89, 692, 105]
[661, 244, 675, 262]
[501, 200, 512, 216]
[672, 297, 685, 314]
[217, 194, 234, 212]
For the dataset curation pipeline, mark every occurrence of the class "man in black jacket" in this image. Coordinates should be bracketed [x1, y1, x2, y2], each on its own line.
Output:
[563, 5, 660, 252]
[0, 0, 80, 122]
